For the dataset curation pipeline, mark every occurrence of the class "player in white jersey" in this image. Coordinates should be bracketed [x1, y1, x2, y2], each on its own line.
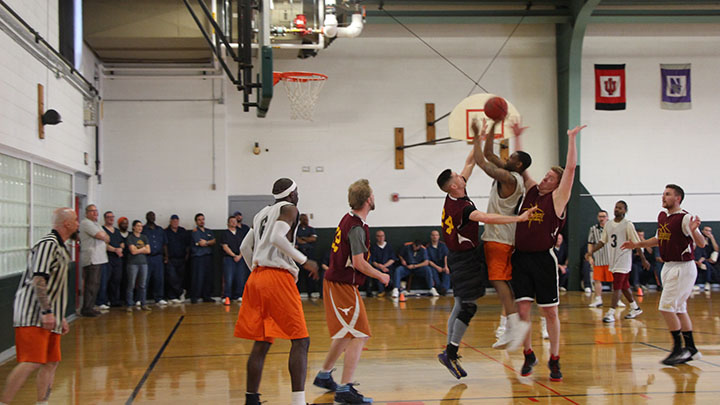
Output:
[234, 178, 319, 405]
[472, 118, 531, 350]
[586, 201, 644, 322]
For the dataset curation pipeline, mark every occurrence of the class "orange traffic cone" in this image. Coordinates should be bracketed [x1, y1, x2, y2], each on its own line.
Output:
[399, 291, 406, 302]
[223, 297, 230, 305]
[636, 287, 644, 297]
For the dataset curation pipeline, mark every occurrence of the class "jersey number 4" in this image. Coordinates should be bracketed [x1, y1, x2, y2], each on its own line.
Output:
[331, 227, 342, 252]
[441, 209, 454, 235]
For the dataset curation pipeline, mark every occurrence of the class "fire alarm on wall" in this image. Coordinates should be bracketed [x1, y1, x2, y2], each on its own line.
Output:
[391, 193, 399, 202]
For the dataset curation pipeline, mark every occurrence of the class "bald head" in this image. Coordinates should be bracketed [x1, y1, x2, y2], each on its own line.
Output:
[52, 207, 79, 241]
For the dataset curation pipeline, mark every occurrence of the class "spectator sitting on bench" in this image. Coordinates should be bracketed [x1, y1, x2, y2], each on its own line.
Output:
[391, 240, 438, 298]
[367, 229, 397, 297]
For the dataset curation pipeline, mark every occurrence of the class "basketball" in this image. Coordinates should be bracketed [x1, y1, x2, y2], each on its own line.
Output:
[484, 96, 508, 121]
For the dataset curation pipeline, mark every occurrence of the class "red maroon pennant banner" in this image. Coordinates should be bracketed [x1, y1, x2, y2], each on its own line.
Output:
[595, 64, 626, 110]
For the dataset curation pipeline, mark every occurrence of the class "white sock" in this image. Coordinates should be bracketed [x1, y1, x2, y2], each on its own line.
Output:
[506, 313, 519, 328]
[499, 315, 507, 326]
[291, 391, 305, 405]
[630, 301, 639, 310]
[607, 308, 615, 315]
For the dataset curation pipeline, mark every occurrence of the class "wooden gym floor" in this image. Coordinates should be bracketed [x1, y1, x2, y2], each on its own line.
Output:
[0, 290, 719, 404]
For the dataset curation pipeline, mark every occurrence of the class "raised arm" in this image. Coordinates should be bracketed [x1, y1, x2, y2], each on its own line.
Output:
[482, 120, 505, 168]
[553, 125, 586, 217]
[473, 119, 517, 185]
[459, 148, 476, 181]
[468, 206, 538, 225]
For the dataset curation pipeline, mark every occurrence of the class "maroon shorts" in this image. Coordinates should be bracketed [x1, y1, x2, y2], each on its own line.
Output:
[612, 272, 630, 291]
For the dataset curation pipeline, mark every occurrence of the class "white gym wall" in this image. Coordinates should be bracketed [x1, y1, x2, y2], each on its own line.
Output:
[581, 24, 720, 222]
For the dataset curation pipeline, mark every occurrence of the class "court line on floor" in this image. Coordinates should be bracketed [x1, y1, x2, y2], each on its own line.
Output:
[311, 389, 720, 404]
[428, 325, 579, 405]
[125, 315, 185, 404]
[637, 341, 720, 368]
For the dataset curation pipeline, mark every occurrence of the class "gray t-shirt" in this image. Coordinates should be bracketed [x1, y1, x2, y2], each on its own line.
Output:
[126, 234, 150, 265]
[348, 226, 368, 256]
[79, 218, 108, 267]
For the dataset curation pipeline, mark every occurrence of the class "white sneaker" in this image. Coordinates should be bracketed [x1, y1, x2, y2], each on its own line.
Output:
[705, 282, 711, 291]
[98, 304, 110, 310]
[492, 328, 511, 349]
[624, 308, 643, 319]
[391, 288, 399, 298]
[693, 285, 701, 292]
[157, 300, 168, 306]
[430, 287, 440, 297]
[540, 317, 549, 340]
[603, 311, 616, 323]
[617, 300, 626, 308]
[179, 290, 186, 301]
[135, 301, 141, 307]
[236, 297, 243, 302]
[589, 297, 603, 308]
[495, 316, 507, 338]
[170, 299, 182, 304]
[584, 287, 592, 294]
[506, 318, 530, 351]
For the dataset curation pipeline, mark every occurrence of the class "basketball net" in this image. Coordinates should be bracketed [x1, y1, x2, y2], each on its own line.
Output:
[273, 72, 328, 121]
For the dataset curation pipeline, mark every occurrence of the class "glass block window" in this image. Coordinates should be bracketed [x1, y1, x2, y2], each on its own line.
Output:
[0, 153, 30, 277]
[32, 164, 73, 244]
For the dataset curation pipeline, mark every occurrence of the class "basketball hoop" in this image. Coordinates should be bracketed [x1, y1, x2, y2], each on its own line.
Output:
[273, 71, 328, 121]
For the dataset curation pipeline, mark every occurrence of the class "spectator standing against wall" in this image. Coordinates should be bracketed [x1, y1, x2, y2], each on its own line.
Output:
[191, 213, 216, 303]
[296, 214, 320, 297]
[143, 211, 168, 305]
[99, 211, 124, 308]
[126, 220, 152, 312]
[165, 214, 189, 303]
[79, 204, 109, 317]
[221, 216, 245, 305]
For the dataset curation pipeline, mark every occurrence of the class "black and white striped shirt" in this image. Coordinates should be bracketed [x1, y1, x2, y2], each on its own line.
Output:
[13, 230, 70, 334]
[587, 224, 609, 266]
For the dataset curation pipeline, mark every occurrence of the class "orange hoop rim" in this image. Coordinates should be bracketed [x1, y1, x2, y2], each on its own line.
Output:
[273, 71, 328, 85]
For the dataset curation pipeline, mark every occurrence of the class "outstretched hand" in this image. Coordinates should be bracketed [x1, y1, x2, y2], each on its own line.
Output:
[567, 125, 587, 137]
[518, 206, 539, 222]
[471, 118, 488, 139]
[689, 216, 702, 233]
[620, 241, 636, 250]
[510, 119, 529, 138]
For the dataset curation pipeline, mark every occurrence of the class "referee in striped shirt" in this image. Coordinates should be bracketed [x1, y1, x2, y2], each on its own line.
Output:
[1, 208, 77, 405]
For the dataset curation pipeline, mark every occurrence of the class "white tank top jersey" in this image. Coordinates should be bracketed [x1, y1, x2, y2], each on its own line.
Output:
[601, 218, 641, 273]
[250, 201, 300, 279]
[482, 171, 525, 245]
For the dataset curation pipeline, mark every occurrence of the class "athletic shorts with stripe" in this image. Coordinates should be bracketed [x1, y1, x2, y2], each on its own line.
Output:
[510, 249, 559, 307]
[234, 267, 308, 343]
[323, 280, 371, 339]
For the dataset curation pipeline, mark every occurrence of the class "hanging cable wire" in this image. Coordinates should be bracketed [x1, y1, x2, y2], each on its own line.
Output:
[379, 2, 532, 125]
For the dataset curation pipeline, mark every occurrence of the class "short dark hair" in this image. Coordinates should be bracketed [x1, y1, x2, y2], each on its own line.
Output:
[516, 151, 532, 172]
[194, 213, 204, 222]
[617, 200, 628, 210]
[132, 220, 142, 227]
[228, 215, 236, 222]
[598, 210, 608, 215]
[103, 211, 113, 218]
[666, 184, 684, 203]
[436, 169, 452, 191]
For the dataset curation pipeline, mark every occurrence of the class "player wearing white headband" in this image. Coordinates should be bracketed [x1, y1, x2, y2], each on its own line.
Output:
[234, 178, 319, 405]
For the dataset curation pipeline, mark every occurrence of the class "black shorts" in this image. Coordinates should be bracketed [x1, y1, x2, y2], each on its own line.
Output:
[448, 245, 487, 301]
[510, 250, 559, 307]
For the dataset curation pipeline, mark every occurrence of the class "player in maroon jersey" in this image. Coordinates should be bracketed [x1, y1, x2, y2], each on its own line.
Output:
[511, 124, 586, 381]
[622, 184, 706, 365]
[313, 179, 390, 404]
[435, 150, 536, 379]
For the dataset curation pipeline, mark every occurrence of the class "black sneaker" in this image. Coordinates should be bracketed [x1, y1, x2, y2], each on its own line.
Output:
[245, 392, 262, 405]
[661, 348, 691, 365]
[313, 369, 338, 391]
[333, 383, 372, 404]
[548, 358, 562, 381]
[521, 351, 538, 377]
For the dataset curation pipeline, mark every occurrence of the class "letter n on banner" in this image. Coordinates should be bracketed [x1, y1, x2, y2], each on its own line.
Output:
[595, 64, 626, 110]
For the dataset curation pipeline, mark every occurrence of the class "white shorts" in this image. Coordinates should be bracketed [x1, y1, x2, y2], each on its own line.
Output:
[659, 261, 697, 313]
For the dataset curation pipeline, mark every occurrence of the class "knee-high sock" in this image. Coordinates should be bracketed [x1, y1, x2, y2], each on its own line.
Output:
[447, 297, 462, 345]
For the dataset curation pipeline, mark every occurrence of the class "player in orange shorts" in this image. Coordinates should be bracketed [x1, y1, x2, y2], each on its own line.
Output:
[234, 178, 318, 405]
[473, 118, 531, 350]
[313, 179, 390, 404]
[2, 208, 76, 404]
[588, 210, 618, 308]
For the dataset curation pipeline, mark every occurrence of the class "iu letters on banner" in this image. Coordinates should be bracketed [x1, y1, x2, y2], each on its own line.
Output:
[661, 63, 691, 110]
[595, 64, 626, 110]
